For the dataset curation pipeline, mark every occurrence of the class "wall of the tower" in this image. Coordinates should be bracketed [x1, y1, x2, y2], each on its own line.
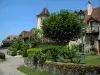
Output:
[37, 16, 46, 29]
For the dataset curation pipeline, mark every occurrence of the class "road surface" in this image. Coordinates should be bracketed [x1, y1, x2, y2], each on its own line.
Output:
[0, 49, 26, 75]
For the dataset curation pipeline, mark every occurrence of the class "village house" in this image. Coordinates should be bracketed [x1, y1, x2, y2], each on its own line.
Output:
[19, 28, 35, 43]
[2, 35, 17, 47]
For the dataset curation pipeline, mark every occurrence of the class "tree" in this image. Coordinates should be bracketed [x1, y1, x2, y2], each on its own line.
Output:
[42, 9, 82, 44]
[11, 38, 23, 50]
[28, 28, 43, 48]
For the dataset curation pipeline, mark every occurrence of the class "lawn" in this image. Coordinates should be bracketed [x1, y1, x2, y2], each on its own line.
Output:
[17, 65, 59, 75]
[85, 55, 100, 64]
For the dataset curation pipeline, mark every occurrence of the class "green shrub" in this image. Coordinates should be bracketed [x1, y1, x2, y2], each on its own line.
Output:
[21, 44, 29, 57]
[43, 46, 62, 62]
[44, 62, 100, 75]
[11, 48, 17, 56]
[90, 47, 97, 55]
[0, 52, 5, 59]
[8, 47, 14, 51]
[27, 48, 43, 57]
[8, 47, 17, 56]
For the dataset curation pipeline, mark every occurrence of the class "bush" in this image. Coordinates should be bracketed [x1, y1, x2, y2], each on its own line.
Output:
[8, 47, 17, 56]
[27, 48, 43, 57]
[21, 44, 29, 57]
[11, 48, 17, 56]
[8, 47, 14, 51]
[0, 52, 5, 59]
[90, 47, 97, 55]
[43, 46, 63, 62]
[43, 62, 100, 75]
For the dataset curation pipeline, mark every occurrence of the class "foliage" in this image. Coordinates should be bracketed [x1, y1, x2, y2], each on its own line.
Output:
[11, 38, 24, 51]
[8, 47, 17, 56]
[17, 65, 59, 75]
[42, 9, 82, 44]
[43, 62, 100, 75]
[90, 47, 97, 55]
[43, 46, 62, 62]
[61, 44, 80, 62]
[21, 44, 29, 57]
[27, 48, 43, 57]
[8, 47, 14, 51]
[0, 52, 5, 59]
[28, 28, 43, 48]
[32, 50, 46, 69]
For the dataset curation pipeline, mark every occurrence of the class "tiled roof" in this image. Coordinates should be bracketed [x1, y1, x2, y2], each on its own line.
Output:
[83, 7, 100, 23]
[19, 31, 29, 38]
[37, 8, 50, 17]
[24, 28, 35, 38]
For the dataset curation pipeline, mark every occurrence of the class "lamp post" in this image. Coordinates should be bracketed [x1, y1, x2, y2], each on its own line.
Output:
[78, 10, 85, 64]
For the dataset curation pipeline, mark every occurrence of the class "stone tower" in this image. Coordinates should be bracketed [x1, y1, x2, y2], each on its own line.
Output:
[37, 8, 50, 29]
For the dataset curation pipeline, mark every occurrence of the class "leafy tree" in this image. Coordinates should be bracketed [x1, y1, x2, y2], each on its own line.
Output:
[11, 38, 24, 50]
[28, 28, 43, 48]
[42, 9, 83, 44]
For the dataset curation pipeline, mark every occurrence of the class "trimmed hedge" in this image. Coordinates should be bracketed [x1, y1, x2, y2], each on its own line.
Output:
[27, 48, 43, 56]
[0, 52, 5, 59]
[25, 58, 100, 75]
[44, 62, 100, 75]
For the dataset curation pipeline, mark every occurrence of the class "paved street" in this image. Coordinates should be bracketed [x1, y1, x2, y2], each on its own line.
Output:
[0, 49, 26, 75]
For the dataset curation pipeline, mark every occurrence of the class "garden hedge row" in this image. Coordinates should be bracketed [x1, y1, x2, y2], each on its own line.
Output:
[24, 58, 100, 75]
[44, 62, 100, 75]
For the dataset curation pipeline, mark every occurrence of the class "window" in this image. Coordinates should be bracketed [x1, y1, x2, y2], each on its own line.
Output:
[91, 21, 98, 32]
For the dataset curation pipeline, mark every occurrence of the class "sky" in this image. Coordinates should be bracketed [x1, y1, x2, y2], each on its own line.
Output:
[0, 0, 99, 44]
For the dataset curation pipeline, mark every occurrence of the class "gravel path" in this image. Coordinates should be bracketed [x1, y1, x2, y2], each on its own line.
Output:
[0, 49, 26, 75]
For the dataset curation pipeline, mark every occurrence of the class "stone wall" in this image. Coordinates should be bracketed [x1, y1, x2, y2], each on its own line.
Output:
[24, 58, 100, 75]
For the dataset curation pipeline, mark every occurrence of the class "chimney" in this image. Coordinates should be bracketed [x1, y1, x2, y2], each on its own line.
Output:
[88, 1, 93, 15]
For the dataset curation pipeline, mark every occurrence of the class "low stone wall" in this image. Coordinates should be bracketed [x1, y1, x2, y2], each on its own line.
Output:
[24, 58, 100, 75]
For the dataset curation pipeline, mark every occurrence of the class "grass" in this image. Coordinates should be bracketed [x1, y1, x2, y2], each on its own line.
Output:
[17, 65, 59, 75]
[85, 55, 100, 64]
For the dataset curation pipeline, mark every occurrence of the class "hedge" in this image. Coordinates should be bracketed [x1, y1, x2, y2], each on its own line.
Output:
[27, 48, 43, 56]
[0, 52, 5, 59]
[25, 59, 100, 75]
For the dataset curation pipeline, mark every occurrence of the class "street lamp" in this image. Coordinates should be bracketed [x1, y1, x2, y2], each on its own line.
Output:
[78, 10, 85, 64]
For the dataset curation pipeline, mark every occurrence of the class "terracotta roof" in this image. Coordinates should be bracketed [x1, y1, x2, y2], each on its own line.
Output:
[24, 28, 35, 38]
[37, 8, 50, 17]
[83, 7, 100, 23]
[19, 31, 29, 38]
